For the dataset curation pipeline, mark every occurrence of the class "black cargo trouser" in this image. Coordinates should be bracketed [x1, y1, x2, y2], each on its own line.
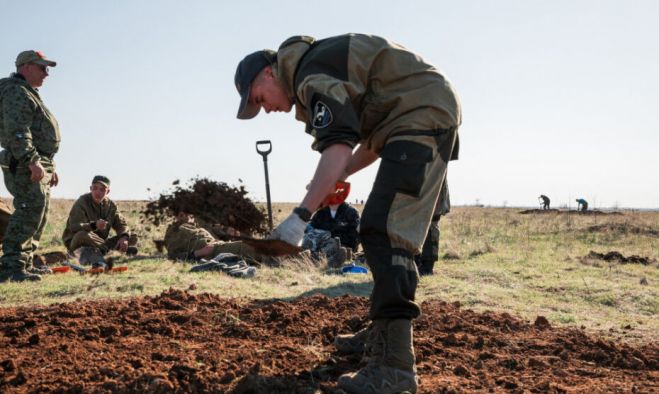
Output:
[360, 127, 457, 320]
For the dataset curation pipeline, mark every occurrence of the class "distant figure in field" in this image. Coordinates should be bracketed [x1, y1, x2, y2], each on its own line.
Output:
[539, 195, 550, 210]
[576, 198, 588, 212]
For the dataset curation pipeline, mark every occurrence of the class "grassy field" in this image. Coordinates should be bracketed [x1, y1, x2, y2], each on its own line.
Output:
[1, 199, 657, 344]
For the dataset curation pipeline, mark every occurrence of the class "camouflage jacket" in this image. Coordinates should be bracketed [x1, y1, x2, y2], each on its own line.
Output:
[0, 73, 60, 168]
[274, 34, 461, 154]
[62, 193, 129, 246]
[164, 221, 215, 260]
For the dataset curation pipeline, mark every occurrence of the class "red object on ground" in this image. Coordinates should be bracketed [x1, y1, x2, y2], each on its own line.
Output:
[51, 266, 71, 274]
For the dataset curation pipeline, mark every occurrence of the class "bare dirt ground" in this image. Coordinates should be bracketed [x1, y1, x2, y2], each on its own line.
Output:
[1, 289, 657, 393]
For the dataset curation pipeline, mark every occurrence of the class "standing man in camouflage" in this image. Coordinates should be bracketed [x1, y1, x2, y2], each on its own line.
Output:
[235, 34, 461, 393]
[0, 50, 60, 283]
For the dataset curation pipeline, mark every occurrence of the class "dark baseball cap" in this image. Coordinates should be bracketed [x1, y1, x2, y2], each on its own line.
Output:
[235, 49, 276, 119]
[92, 175, 110, 187]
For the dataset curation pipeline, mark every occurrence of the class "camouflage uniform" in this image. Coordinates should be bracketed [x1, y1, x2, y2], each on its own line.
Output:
[62, 193, 137, 253]
[0, 199, 12, 245]
[164, 221, 261, 262]
[0, 73, 60, 272]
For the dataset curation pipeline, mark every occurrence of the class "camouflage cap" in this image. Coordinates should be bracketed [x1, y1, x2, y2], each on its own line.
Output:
[92, 175, 110, 187]
[15, 50, 57, 67]
[235, 49, 276, 119]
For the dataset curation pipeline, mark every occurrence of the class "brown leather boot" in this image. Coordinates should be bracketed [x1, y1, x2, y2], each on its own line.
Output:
[338, 318, 418, 393]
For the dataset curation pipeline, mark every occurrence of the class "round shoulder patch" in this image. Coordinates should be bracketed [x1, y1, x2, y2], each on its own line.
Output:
[312, 101, 333, 129]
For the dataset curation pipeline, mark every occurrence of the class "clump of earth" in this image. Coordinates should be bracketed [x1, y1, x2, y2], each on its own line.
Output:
[142, 177, 268, 237]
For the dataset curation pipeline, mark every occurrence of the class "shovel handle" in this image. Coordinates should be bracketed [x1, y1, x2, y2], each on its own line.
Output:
[256, 140, 272, 158]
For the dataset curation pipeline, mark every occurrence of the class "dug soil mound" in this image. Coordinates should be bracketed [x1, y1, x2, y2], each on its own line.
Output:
[587, 223, 659, 238]
[578, 210, 624, 216]
[1, 290, 657, 393]
[518, 209, 559, 214]
[581, 250, 657, 266]
[519, 209, 623, 216]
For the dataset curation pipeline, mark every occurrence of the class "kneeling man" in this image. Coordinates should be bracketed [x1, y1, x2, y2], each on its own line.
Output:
[62, 175, 137, 255]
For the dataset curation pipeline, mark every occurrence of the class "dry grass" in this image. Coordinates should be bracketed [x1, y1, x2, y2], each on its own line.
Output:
[1, 199, 657, 344]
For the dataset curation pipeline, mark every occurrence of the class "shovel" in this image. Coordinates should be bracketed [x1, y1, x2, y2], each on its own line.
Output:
[238, 236, 303, 257]
[256, 140, 274, 230]
[214, 229, 303, 257]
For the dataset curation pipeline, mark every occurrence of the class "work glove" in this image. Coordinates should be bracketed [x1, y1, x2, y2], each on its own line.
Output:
[268, 211, 307, 246]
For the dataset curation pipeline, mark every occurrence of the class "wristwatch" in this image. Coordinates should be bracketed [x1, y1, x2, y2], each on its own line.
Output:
[293, 206, 312, 222]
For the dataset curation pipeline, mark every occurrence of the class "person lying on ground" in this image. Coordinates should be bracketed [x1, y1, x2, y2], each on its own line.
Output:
[62, 175, 138, 256]
[163, 210, 264, 263]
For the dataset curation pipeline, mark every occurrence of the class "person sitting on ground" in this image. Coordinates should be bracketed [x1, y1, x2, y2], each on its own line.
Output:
[576, 198, 588, 212]
[309, 201, 360, 251]
[163, 209, 263, 262]
[302, 202, 359, 268]
[62, 175, 138, 256]
[539, 194, 550, 210]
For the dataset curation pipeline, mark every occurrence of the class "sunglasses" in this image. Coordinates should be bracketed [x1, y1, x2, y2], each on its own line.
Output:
[30, 63, 49, 73]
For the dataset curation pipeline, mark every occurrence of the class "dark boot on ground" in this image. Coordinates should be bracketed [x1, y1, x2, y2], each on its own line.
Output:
[338, 318, 418, 394]
[0, 269, 42, 283]
[334, 324, 370, 354]
[27, 266, 53, 275]
[126, 246, 138, 256]
[416, 258, 435, 276]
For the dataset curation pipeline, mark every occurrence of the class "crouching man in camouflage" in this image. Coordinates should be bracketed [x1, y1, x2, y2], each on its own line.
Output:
[235, 34, 461, 393]
[62, 176, 138, 256]
[0, 50, 60, 283]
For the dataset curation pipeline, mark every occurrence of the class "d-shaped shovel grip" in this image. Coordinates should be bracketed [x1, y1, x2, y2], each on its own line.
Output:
[256, 140, 272, 159]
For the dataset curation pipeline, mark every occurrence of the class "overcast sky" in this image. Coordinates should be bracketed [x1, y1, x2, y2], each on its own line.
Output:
[1, 0, 657, 209]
